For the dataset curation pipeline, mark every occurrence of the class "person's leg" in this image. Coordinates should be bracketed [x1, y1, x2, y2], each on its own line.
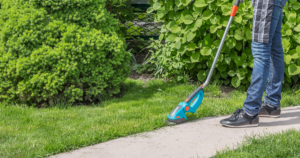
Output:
[242, 42, 271, 115]
[220, 0, 286, 127]
[264, 2, 285, 108]
[242, 4, 283, 115]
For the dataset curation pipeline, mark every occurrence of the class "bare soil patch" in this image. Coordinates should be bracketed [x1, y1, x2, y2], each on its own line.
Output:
[129, 71, 154, 81]
[220, 86, 236, 95]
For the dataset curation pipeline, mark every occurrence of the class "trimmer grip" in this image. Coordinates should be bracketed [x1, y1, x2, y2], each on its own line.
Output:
[234, 0, 243, 6]
[231, 0, 243, 17]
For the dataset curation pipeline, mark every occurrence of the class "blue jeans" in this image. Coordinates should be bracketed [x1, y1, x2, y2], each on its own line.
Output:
[243, 0, 287, 115]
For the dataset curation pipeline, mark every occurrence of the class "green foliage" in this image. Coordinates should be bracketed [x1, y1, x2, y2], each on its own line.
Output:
[106, 0, 160, 37]
[147, 0, 300, 87]
[126, 37, 161, 76]
[0, 0, 130, 106]
[105, 0, 137, 24]
[127, 37, 151, 54]
[124, 12, 161, 36]
[129, 47, 164, 78]
[105, 0, 153, 37]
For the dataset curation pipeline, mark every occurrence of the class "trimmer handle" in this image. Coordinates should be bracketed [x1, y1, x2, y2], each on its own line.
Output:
[230, 0, 243, 17]
[234, 0, 243, 6]
[199, 0, 243, 89]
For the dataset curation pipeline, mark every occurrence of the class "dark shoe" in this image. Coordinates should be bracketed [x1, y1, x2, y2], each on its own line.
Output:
[258, 102, 281, 118]
[220, 109, 259, 128]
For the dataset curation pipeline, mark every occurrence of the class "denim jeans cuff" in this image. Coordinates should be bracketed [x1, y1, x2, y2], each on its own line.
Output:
[264, 100, 281, 108]
[242, 107, 258, 115]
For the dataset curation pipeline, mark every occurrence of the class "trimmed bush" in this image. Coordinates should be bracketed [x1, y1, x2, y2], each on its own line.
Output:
[147, 0, 300, 89]
[0, 0, 130, 106]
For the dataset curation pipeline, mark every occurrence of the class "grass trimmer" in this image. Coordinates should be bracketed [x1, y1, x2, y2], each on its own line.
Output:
[167, 0, 243, 124]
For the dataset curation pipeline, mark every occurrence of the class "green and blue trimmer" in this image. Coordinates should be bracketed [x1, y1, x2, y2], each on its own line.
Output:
[167, 0, 244, 124]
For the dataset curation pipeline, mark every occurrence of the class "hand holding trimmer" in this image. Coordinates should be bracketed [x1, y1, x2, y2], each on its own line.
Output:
[167, 0, 244, 124]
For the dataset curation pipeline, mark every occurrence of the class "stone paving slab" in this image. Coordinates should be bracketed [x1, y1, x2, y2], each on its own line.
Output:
[51, 106, 300, 158]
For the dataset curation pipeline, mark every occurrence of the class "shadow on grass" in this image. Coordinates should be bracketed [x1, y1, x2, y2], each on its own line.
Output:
[99, 79, 207, 105]
[50, 79, 179, 109]
[54, 79, 299, 111]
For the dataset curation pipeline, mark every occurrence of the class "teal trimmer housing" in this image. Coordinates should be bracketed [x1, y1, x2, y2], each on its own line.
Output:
[167, 87, 204, 124]
[167, 0, 243, 124]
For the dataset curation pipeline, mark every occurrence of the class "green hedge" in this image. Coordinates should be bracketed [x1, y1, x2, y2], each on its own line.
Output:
[147, 0, 300, 89]
[0, 0, 130, 106]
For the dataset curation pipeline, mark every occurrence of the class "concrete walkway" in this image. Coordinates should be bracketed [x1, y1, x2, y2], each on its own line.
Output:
[51, 106, 300, 158]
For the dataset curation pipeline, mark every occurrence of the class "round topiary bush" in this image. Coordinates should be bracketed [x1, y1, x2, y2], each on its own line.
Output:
[0, 0, 130, 106]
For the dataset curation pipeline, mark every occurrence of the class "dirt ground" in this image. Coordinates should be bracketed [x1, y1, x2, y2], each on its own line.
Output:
[220, 86, 236, 95]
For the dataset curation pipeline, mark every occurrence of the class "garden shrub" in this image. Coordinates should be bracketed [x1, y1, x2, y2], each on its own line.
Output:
[147, 0, 300, 89]
[0, 0, 130, 106]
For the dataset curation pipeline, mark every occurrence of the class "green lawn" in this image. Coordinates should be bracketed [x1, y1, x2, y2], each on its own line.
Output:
[215, 129, 300, 158]
[0, 79, 299, 158]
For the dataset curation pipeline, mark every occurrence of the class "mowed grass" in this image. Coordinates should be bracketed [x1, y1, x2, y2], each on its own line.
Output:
[0, 78, 299, 158]
[214, 129, 300, 158]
